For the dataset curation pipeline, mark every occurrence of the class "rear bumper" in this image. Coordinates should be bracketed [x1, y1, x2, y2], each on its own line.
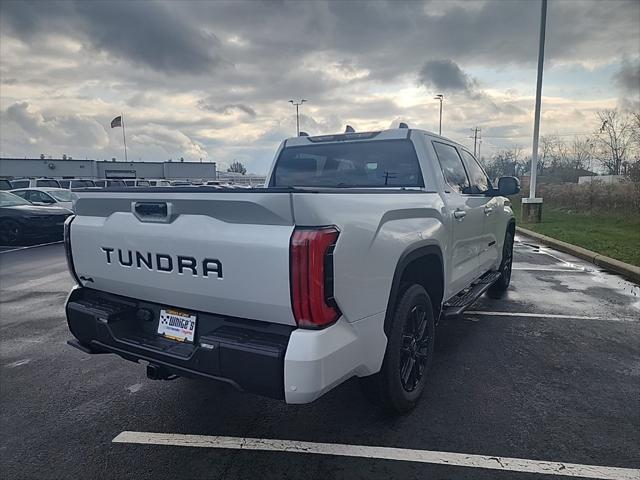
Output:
[65, 287, 387, 404]
[65, 286, 293, 399]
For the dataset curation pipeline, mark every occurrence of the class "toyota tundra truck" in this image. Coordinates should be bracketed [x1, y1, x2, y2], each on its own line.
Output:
[64, 126, 519, 413]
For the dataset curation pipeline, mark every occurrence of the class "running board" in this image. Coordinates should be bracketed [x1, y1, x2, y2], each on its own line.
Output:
[441, 271, 502, 319]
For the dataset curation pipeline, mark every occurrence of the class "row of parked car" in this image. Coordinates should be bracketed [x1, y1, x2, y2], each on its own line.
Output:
[0, 177, 263, 245]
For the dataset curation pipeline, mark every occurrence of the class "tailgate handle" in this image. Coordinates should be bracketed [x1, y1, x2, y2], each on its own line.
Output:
[133, 202, 172, 222]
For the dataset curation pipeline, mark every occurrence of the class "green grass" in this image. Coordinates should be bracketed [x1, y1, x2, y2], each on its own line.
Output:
[512, 202, 640, 266]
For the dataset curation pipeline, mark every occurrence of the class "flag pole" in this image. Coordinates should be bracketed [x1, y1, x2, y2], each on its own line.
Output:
[121, 113, 128, 161]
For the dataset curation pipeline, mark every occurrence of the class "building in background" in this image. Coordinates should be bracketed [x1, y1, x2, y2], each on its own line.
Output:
[0, 158, 216, 181]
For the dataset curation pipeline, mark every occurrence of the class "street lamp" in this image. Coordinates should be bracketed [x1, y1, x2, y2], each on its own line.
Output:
[522, 0, 547, 224]
[289, 99, 307, 136]
[434, 94, 444, 136]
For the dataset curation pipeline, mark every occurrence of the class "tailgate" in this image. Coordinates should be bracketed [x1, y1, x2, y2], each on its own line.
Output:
[70, 191, 296, 325]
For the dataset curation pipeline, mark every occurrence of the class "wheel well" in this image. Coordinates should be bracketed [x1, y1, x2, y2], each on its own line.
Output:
[385, 247, 444, 334]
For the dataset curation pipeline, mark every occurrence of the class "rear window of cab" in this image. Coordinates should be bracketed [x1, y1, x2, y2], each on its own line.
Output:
[272, 140, 424, 188]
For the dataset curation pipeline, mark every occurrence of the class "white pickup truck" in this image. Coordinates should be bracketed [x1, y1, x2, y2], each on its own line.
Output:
[64, 127, 519, 413]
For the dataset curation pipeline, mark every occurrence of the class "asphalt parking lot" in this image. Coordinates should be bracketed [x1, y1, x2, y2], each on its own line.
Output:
[0, 235, 638, 480]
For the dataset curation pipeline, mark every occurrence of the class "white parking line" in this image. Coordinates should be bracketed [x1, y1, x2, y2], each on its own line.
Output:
[112, 431, 638, 480]
[512, 267, 587, 272]
[0, 241, 62, 254]
[465, 311, 611, 321]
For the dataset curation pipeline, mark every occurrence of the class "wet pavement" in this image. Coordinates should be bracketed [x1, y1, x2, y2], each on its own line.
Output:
[0, 235, 638, 479]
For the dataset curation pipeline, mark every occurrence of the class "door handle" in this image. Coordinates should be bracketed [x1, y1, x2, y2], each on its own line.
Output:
[484, 206, 494, 215]
[453, 209, 466, 220]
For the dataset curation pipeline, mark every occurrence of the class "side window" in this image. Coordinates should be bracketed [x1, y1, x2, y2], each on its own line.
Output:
[459, 150, 491, 194]
[432, 141, 470, 194]
[12, 190, 28, 200]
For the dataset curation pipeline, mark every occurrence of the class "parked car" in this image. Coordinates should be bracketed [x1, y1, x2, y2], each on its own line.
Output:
[148, 179, 172, 187]
[10, 188, 74, 211]
[123, 179, 151, 187]
[0, 191, 72, 245]
[64, 126, 519, 413]
[93, 179, 127, 188]
[58, 179, 96, 189]
[0, 179, 12, 190]
[10, 178, 61, 189]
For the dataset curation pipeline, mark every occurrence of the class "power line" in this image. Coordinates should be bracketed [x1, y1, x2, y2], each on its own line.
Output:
[483, 131, 593, 139]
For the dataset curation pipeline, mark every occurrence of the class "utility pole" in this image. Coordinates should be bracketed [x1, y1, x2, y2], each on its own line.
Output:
[434, 94, 444, 135]
[289, 99, 307, 136]
[470, 127, 481, 157]
[522, 0, 547, 224]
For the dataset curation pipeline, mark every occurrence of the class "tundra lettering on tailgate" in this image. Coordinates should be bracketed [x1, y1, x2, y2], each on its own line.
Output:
[101, 247, 223, 278]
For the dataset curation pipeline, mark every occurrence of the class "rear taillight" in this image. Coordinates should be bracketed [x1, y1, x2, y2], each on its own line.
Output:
[290, 226, 341, 329]
[64, 215, 81, 285]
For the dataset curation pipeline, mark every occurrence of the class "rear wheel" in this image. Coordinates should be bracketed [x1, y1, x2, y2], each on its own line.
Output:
[0, 219, 22, 245]
[360, 284, 435, 414]
[488, 229, 514, 298]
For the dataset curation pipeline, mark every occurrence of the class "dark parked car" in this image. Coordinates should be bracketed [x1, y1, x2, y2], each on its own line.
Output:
[0, 191, 72, 245]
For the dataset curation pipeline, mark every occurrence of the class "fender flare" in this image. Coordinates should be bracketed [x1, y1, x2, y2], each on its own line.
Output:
[384, 242, 444, 336]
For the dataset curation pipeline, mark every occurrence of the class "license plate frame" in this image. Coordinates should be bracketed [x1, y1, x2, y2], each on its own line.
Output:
[157, 308, 197, 343]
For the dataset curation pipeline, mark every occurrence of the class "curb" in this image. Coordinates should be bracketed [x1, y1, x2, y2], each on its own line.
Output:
[516, 226, 640, 284]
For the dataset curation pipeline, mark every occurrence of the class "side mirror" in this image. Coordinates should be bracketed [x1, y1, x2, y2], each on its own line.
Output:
[497, 176, 520, 196]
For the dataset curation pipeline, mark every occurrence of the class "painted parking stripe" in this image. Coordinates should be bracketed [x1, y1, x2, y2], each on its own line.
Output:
[512, 267, 587, 272]
[112, 431, 638, 480]
[465, 311, 615, 321]
[0, 240, 62, 254]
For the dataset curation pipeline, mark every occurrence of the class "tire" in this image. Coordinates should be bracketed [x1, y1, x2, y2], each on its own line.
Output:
[0, 219, 22, 246]
[488, 229, 514, 298]
[360, 284, 435, 414]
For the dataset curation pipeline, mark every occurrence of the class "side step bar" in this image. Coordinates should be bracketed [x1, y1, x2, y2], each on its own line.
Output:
[441, 271, 502, 320]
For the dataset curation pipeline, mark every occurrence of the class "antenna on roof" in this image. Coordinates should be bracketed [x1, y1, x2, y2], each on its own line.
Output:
[299, 131, 309, 137]
[345, 125, 355, 133]
[399, 122, 409, 129]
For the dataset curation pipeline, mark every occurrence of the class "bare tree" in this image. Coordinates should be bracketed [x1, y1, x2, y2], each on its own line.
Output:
[593, 109, 633, 175]
[227, 160, 247, 175]
[484, 147, 524, 180]
[570, 136, 594, 173]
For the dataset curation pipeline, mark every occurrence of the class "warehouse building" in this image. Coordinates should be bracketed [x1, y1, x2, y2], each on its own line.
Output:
[0, 157, 216, 181]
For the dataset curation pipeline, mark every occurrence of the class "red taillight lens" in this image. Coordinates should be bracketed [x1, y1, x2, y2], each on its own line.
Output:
[290, 227, 341, 328]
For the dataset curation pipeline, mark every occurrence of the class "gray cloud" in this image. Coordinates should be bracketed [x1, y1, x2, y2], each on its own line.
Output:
[1, 0, 639, 171]
[614, 60, 640, 94]
[1, 0, 225, 74]
[197, 101, 257, 118]
[418, 60, 476, 93]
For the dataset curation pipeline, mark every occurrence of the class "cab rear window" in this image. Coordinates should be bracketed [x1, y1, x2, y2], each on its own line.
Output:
[272, 140, 423, 188]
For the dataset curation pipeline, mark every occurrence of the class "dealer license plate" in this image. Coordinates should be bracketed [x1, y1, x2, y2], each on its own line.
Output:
[157, 308, 197, 343]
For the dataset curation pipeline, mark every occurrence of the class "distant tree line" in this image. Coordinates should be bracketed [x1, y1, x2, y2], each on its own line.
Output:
[482, 109, 640, 183]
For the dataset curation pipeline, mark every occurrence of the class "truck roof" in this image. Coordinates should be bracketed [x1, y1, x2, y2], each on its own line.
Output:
[283, 127, 466, 149]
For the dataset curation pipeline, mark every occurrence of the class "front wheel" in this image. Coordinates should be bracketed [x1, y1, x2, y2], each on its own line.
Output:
[488, 229, 514, 298]
[360, 284, 435, 414]
[0, 219, 22, 245]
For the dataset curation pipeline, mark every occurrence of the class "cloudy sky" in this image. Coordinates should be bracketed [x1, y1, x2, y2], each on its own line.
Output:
[1, 0, 638, 173]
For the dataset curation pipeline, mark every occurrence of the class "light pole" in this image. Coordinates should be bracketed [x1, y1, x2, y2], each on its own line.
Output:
[522, 0, 547, 224]
[289, 99, 307, 136]
[434, 94, 444, 135]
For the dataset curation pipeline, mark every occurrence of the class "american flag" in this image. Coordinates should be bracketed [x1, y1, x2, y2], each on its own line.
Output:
[110, 116, 122, 128]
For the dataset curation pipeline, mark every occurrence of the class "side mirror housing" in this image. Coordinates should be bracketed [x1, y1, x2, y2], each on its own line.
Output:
[497, 176, 520, 196]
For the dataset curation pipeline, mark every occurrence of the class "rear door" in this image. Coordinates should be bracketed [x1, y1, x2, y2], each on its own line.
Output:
[432, 141, 485, 294]
[70, 191, 297, 325]
[458, 149, 500, 271]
